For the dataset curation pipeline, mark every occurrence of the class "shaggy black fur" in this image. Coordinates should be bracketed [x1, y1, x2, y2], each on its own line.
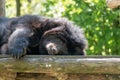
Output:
[0, 15, 46, 58]
[39, 18, 88, 55]
[0, 15, 88, 58]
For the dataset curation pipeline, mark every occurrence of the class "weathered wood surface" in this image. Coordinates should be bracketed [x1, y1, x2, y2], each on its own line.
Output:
[15, 73, 120, 80]
[0, 55, 120, 74]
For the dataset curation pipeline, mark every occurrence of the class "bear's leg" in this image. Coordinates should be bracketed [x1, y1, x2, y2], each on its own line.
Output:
[8, 27, 32, 59]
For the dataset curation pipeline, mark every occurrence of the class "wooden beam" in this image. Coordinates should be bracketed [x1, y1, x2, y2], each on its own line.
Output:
[0, 55, 120, 74]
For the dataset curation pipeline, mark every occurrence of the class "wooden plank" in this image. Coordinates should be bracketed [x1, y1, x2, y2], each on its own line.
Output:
[0, 55, 120, 74]
[0, 72, 16, 80]
[16, 73, 120, 80]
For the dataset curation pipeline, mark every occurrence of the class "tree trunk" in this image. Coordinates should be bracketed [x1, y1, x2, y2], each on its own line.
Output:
[0, 0, 5, 16]
[107, 0, 120, 9]
[16, 0, 21, 16]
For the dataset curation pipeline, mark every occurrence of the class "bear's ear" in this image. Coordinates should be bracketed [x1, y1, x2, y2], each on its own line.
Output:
[32, 22, 41, 28]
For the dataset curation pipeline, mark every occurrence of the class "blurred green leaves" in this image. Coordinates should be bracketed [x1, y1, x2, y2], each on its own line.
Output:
[6, 0, 120, 55]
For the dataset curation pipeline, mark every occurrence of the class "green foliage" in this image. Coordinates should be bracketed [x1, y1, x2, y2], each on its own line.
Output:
[5, 0, 120, 55]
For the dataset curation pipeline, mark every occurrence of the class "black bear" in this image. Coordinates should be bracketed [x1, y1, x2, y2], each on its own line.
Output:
[0, 15, 88, 58]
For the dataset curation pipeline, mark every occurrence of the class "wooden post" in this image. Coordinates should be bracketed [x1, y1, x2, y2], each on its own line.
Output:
[0, 0, 5, 16]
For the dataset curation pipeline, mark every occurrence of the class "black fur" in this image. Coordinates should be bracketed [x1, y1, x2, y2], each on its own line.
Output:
[0, 15, 88, 58]
[0, 15, 46, 58]
[39, 18, 88, 55]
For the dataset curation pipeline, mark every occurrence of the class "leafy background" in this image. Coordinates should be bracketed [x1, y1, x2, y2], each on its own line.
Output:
[5, 0, 120, 55]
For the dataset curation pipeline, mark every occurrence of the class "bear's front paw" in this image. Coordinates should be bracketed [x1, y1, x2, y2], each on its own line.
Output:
[8, 47, 26, 59]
